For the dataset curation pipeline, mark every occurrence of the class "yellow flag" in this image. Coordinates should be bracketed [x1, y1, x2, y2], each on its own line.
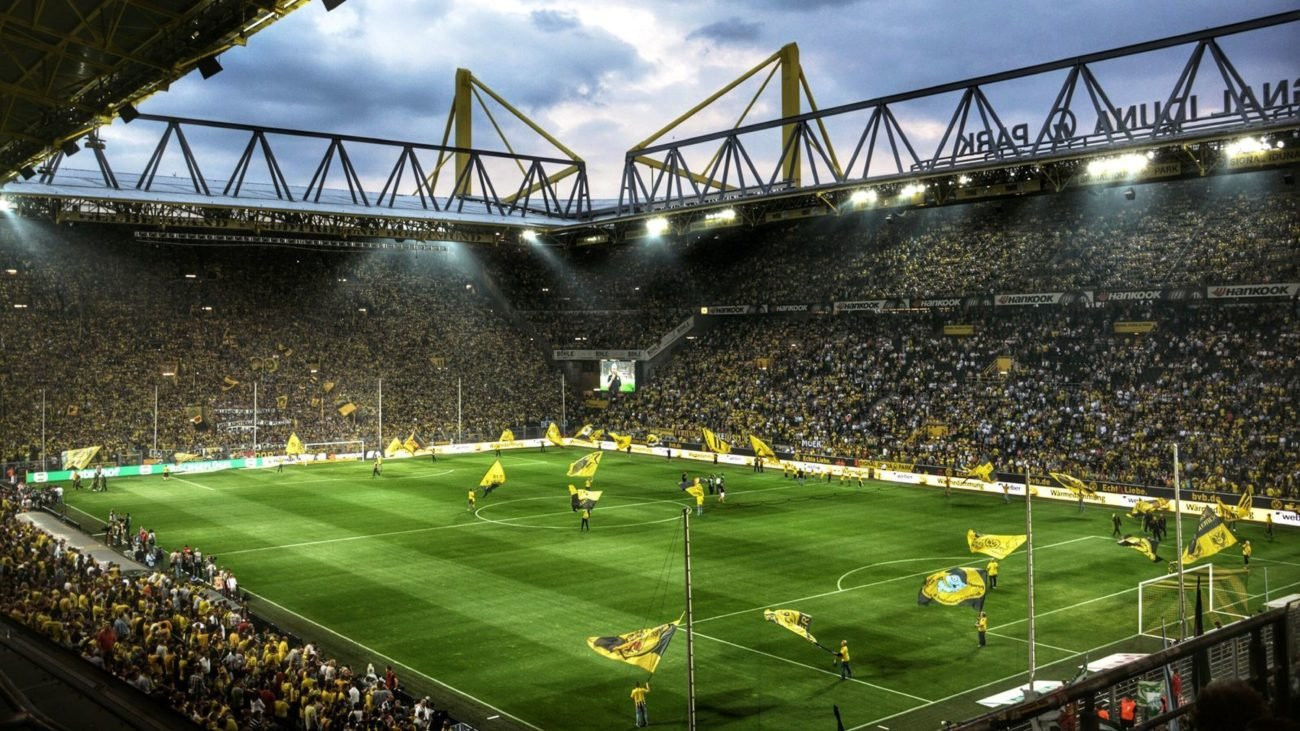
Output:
[567, 452, 602, 478]
[917, 567, 988, 609]
[480, 459, 506, 487]
[967, 530, 1027, 559]
[404, 432, 424, 454]
[174, 452, 201, 463]
[748, 434, 777, 461]
[569, 484, 603, 510]
[337, 402, 357, 417]
[1128, 498, 1170, 517]
[221, 376, 240, 391]
[322, 380, 336, 393]
[1118, 535, 1161, 562]
[685, 483, 705, 499]
[1050, 472, 1096, 497]
[1181, 507, 1238, 564]
[610, 432, 633, 450]
[965, 462, 995, 483]
[275, 394, 288, 409]
[587, 621, 679, 674]
[498, 429, 515, 443]
[575, 424, 594, 440]
[285, 433, 305, 456]
[384, 438, 405, 457]
[590, 428, 606, 442]
[763, 609, 817, 645]
[546, 422, 565, 447]
[702, 428, 731, 454]
[60, 446, 101, 470]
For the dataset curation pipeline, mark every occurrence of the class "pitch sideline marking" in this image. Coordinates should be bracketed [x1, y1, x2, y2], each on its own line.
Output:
[986, 631, 1076, 654]
[173, 476, 215, 491]
[846, 633, 1142, 731]
[847, 578, 1300, 730]
[693, 630, 932, 704]
[242, 588, 543, 731]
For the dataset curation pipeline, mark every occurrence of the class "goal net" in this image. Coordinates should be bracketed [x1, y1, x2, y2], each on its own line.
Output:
[298, 440, 366, 459]
[1137, 563, 1252, 640]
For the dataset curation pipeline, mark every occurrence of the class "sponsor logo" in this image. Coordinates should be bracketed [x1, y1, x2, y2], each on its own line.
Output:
[918, 298, 963, 308]
[996, 293, 1060, 305]
[834, 300, 886, 312]
[1098, 290, 1161, 302]
[704, 305, 751, 315]
[770, 304, 809, 312]
[1208, 283, 1299, 298]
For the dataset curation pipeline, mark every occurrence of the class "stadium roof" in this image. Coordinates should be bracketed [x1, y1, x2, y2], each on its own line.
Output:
[0, 0, 306, 182]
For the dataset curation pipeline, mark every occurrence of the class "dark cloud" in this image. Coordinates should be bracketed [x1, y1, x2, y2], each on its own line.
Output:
[686, 17, 763, 45]
[531, 9, 581, 33]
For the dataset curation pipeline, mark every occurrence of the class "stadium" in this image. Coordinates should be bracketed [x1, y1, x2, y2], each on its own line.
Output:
[0, 2, 1298, 730]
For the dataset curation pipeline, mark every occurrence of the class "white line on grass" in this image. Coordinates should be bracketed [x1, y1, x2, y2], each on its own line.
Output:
[1256, 556, 1300, 568]
[242, 589, 543, 730]
[228, 469, 456, 487]
[173, 476, 215, 491]
[846, 632, 1141, 731]
[692, 631, 932, 704]
[986, 631, 1076, 654]
[699, 536, 1099, 627]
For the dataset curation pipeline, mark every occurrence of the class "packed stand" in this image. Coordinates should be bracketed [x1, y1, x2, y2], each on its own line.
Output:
[0, 488, 458, 729]
[0, 223, 564, 462]
[596, 303, 1300, 496]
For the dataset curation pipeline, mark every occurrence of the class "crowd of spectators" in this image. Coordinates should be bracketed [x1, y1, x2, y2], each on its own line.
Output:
[597, 303, 1299, 496]
[0, 223, 567, 463]
[0, 487, 458, 729]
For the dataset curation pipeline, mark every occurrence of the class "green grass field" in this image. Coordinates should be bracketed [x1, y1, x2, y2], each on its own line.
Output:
[59, 451, 1300, 730]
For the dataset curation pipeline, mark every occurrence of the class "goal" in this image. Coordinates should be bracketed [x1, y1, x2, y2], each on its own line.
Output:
[1137, 563, 1252, 640]
[298, 440, 366, 459]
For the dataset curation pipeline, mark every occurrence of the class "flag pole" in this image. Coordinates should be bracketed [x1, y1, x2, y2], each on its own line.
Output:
[457, 378, 462, 442]
[153, 384, 159, 455]
[1174, 443, 1187, 639]
[560, 372, 566, 433]
[683, 507, 697, 731]
[252, 381, 258, 455]
[378, 377, 384, 455]
[1025, 468, 1037, 695]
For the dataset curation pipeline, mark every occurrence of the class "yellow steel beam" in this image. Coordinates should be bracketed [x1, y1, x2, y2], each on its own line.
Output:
[454, 68, 473, 195]
[780, 43, 801, 185]
[468, 75, 584, 162]
[800, 70, 843, 179]
[501, 163, 580, 205]
[632, 155, 738, 192]
[629, 45, 787, 151]
[470, 84, 529, 179]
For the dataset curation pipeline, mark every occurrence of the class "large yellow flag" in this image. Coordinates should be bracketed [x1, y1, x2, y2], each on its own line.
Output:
[285, 433, 305, 456]
[337, 402, 357, 417]
[763, 609, 818, 645]
[221, 376, 240, 392]
[384, 438, 405, 457]
[685, 482, 705, 499]
[749, 434, 778, 461]
[498, 429, 515, 443]
[567, 452, 602, 478]
[702, 428, 731, 454]
[546, 422, 565, 447]
[574, 424, 594, 440]
[1129, 498, 1170, 517]
[1051, 472, 1097, 497]
[569, 484, 603, 510]
[610, 432, 633, 451]
[966, 530, 1027, 559]
[590, 428, 606, 443]
[587, 621, 679, 674]
[1216, 487, 1253, 522]
[174, 452, 201, 463]
[1181, 507, 1238, 564]
[61, 446, 101, 470]
[480, 459, 506, 488]
[917, 567, 988, 609]
[1118, 535, 1161, 562]
[965, 462, 995, 483]
[404, 432, 425, 454]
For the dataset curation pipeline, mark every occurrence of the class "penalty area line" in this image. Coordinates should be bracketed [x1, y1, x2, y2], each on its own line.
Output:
[693, 631, 931, 704]
[847, 632, 1141, 731]
[242, 588, 543, 731]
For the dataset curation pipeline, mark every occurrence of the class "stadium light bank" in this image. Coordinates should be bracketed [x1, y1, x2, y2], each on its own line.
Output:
[645, 216, 670, 236]
[1085, 153, 1149, 177]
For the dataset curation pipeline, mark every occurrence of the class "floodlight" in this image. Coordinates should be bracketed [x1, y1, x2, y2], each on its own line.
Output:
[322, 0, 346, 10]
[119, 103, 140, 123]
[19, 166, 36, 180]
[61, 139, 80, 156]
[0, 197, 12, 213]
[522, 229, 538, 243]
[645, 217, 669, 235]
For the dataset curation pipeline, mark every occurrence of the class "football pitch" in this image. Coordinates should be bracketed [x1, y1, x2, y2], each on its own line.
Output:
[60, 451, 1300, 729]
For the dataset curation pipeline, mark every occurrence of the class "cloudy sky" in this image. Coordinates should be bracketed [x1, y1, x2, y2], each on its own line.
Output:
[100, 0, 1299, 200]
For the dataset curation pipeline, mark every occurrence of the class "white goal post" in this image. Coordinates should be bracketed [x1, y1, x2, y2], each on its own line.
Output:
[1137, 563, 1252, 640]
[298, 440, 366, 458]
